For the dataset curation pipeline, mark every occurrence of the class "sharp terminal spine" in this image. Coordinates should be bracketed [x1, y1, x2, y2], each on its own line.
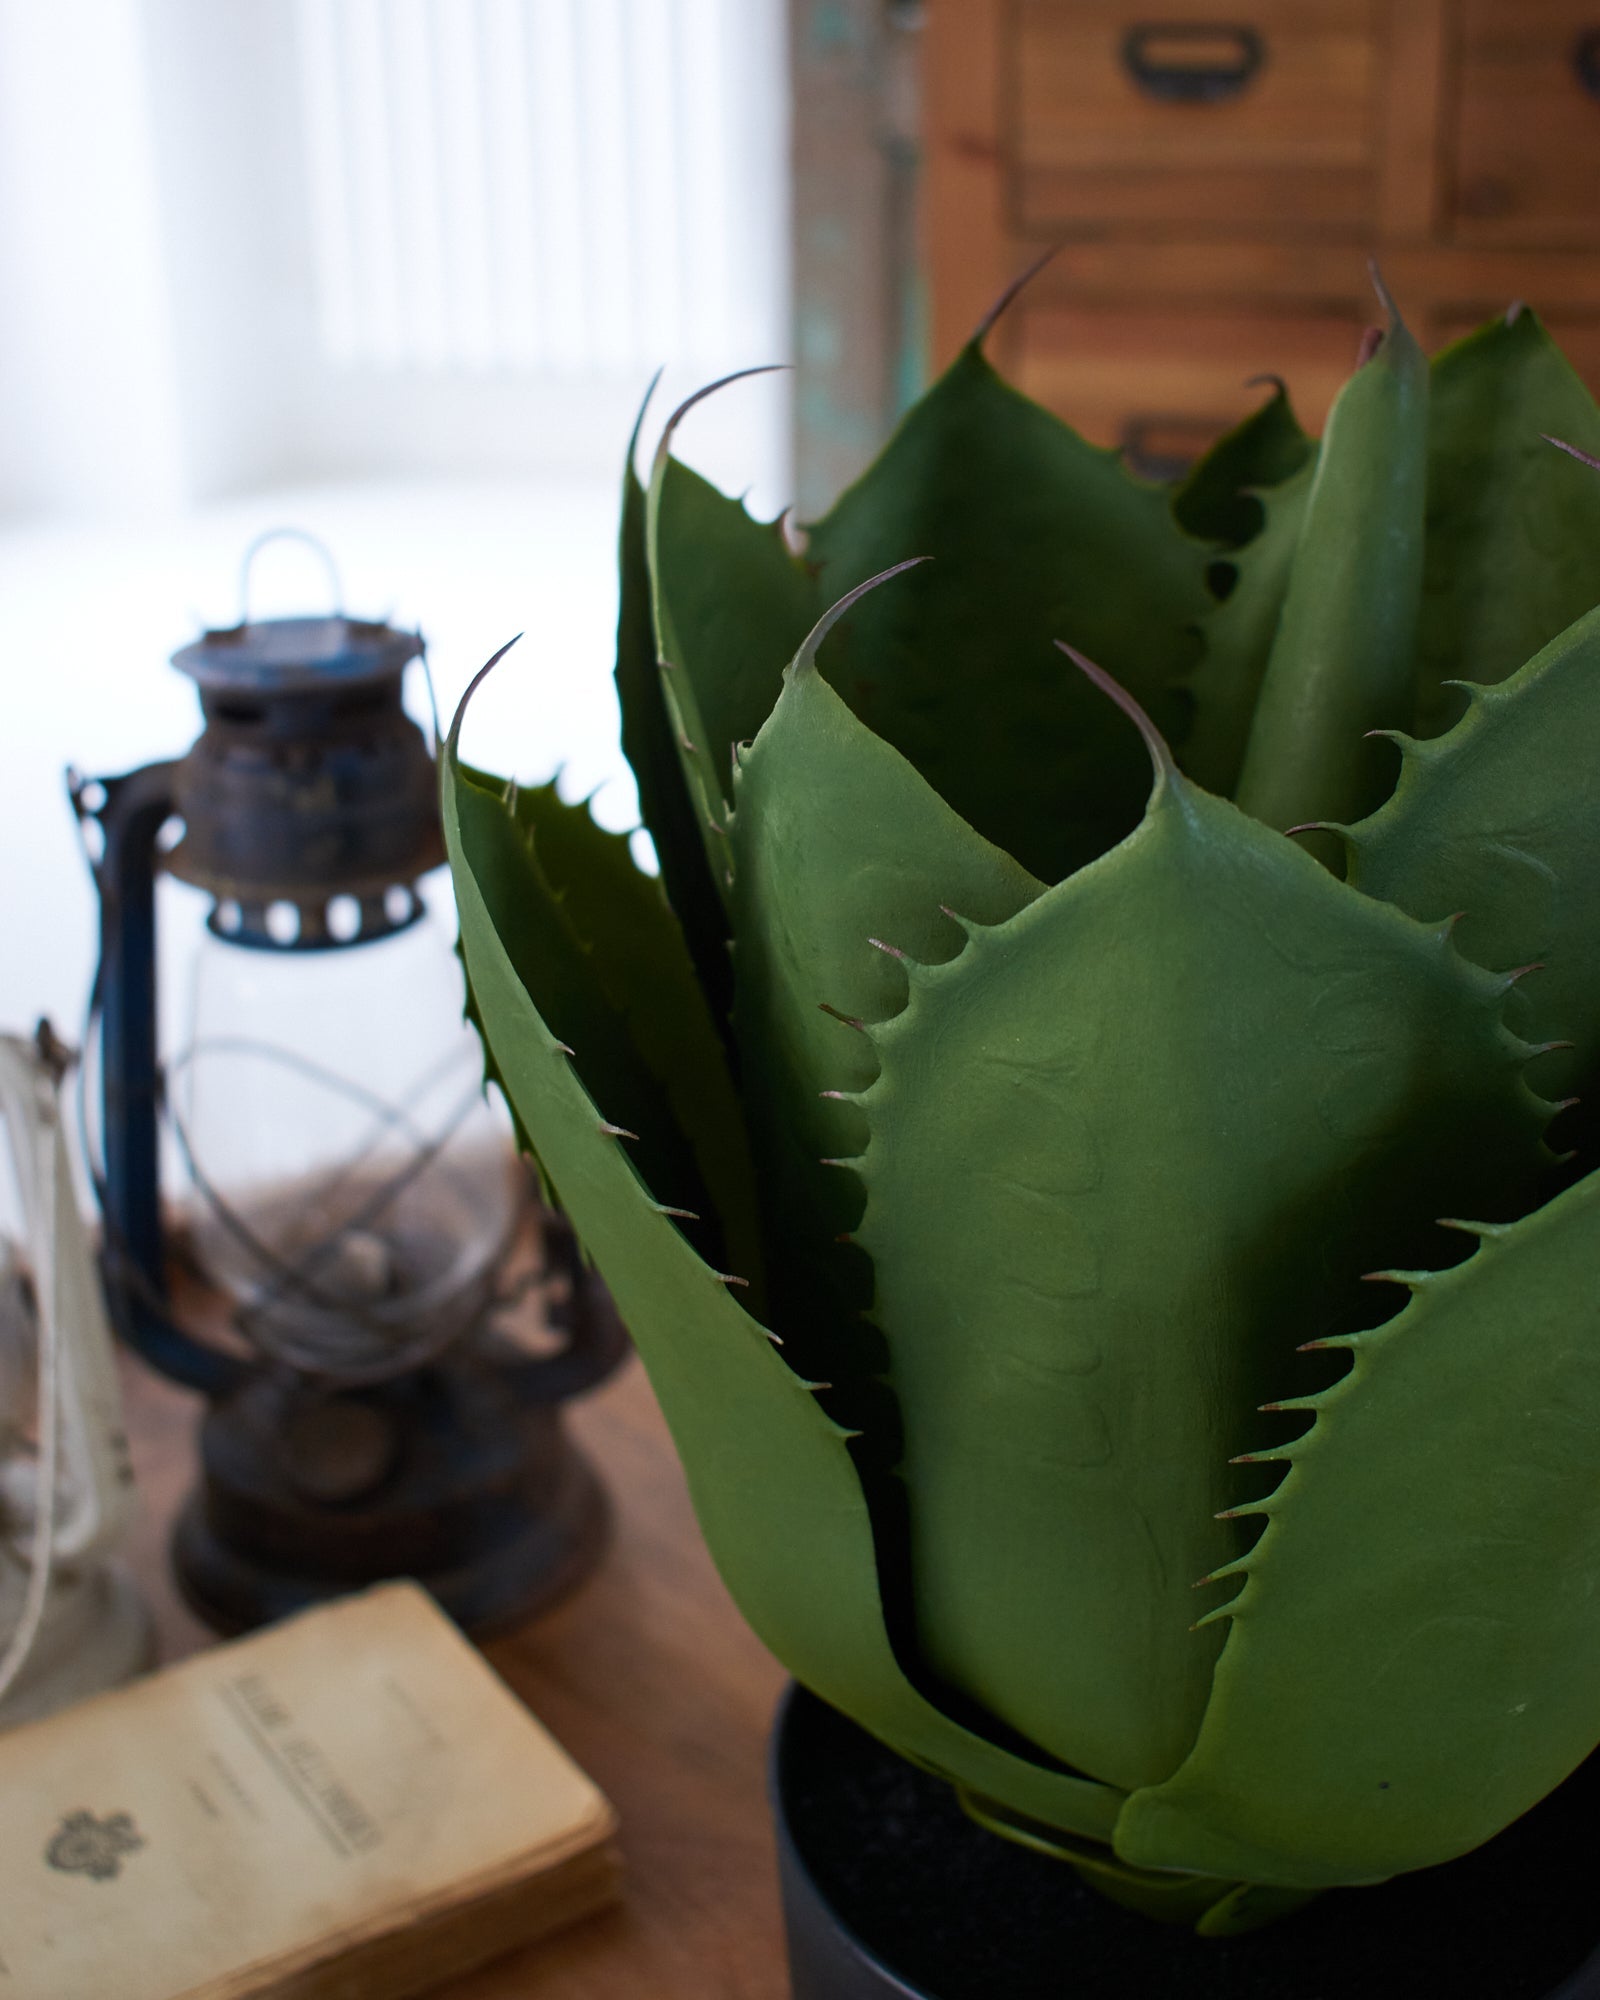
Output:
[819, 1002, 866, 1031]
[1545, 433, 1600, 474]
[1193, 1556, 1250, 1589]
[1437, 1216, 1504, 1238]
[599, 1121, 640, 1141]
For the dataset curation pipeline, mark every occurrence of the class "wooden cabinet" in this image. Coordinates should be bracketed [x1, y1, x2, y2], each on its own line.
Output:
[1451, 1, 1600, 247]
[1014, 2, 1385, 236]
[927, 0, 1600, 460]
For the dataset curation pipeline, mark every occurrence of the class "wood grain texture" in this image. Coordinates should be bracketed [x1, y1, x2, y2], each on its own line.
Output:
[925, 0, 1007, 370]
[1376, 0, 1448, 241]
[119, 1348, 788, 1999]
[1015, 238, 1600, 312]
[925, 0, 1600, 463]
[1014, 0, 1382, 235]
[1012, 299, 1366, 450]
[1450, 0, 1600, 249]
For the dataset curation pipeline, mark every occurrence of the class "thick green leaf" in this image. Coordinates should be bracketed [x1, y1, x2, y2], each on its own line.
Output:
[444, 728, 1127, 1847]
[1172, 378, 1314, 548]
[1235, 300, 1429, 847]
[640, 373, 812, 940]
[854, 671, 1549, 1792]
[481, 769, 765, 1295]
[802, 341, 1212, 882]
[642, 494, 736, 925]
[1344, 603, 1600, 1116]
[449, 757, 719, 1265]
[1116, 1167, 1600, 1887]
[649, 454, 817, 804]
[614, 405, 734, 1030]
[727, 566, 1043, 1371]
[1415, 308, 1600, 739]
[1180, 453, 1316, 799]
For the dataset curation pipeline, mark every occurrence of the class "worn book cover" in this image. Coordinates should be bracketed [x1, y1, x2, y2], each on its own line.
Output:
[0, 1581, 620, 1999]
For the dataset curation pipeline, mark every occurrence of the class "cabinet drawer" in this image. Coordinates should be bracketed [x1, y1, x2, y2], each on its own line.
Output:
[1009, 304, 1368, 471]
[1010, 0, 1383, 237]
[1450, 2, 1600, 247]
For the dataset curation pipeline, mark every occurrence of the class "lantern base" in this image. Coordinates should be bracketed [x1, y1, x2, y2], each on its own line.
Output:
[169, 1348, 611, 1639]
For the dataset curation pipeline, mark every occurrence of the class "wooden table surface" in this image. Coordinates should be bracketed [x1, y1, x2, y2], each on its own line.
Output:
[119, 1348, 790, 1999]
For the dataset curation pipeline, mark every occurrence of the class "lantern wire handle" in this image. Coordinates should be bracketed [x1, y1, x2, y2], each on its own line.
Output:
[163, 1035, 489, 1382]
[236, 528, 346, 628]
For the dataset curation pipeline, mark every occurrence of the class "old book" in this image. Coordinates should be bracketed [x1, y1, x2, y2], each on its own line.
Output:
[0, 1581, 621, 1999]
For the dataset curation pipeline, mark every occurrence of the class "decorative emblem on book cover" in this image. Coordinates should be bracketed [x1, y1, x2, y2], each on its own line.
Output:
[44, 1809, 145, 1882]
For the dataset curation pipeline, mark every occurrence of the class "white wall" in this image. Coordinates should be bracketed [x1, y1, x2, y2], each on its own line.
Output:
[0, 0, 791, 518]
[0, 0, 187, 519]
[0, 0, 793, 1054]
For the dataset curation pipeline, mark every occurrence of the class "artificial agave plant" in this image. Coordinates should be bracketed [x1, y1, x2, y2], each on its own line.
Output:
[444, 281, 1600, 1933]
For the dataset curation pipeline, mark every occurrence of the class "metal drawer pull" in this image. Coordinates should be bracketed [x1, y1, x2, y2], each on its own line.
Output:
[1574, 29, 1600, 101]
[1120, 22, 1265, 104]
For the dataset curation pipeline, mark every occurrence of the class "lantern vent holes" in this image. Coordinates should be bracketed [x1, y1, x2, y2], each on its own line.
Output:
[156, 815, 186, 855]
[204, 888, 425, 952]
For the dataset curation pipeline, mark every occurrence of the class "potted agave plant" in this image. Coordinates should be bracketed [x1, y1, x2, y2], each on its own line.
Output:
[443, 278, 1600, 1998]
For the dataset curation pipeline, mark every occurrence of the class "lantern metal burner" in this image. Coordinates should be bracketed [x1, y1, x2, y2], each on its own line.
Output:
[70, 538, 627, 1636]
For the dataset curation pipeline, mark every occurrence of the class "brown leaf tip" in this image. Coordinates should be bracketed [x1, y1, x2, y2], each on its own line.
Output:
[1055, 641, 1176, 779]
[972, 242, 1065, 345]
[1545, 434, 1600, 474]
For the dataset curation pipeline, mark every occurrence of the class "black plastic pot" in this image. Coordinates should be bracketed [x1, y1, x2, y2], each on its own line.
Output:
[771, 1684, 1600, 2000]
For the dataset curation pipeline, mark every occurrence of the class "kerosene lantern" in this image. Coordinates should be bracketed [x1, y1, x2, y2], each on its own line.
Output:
[70, 538, 627, 1635]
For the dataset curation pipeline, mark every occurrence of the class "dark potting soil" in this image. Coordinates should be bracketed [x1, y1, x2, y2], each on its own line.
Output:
[779, 1687, 1600, 2000]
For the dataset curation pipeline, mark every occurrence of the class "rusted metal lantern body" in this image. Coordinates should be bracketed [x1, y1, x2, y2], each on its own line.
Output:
[73, 589, 624, 1636]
